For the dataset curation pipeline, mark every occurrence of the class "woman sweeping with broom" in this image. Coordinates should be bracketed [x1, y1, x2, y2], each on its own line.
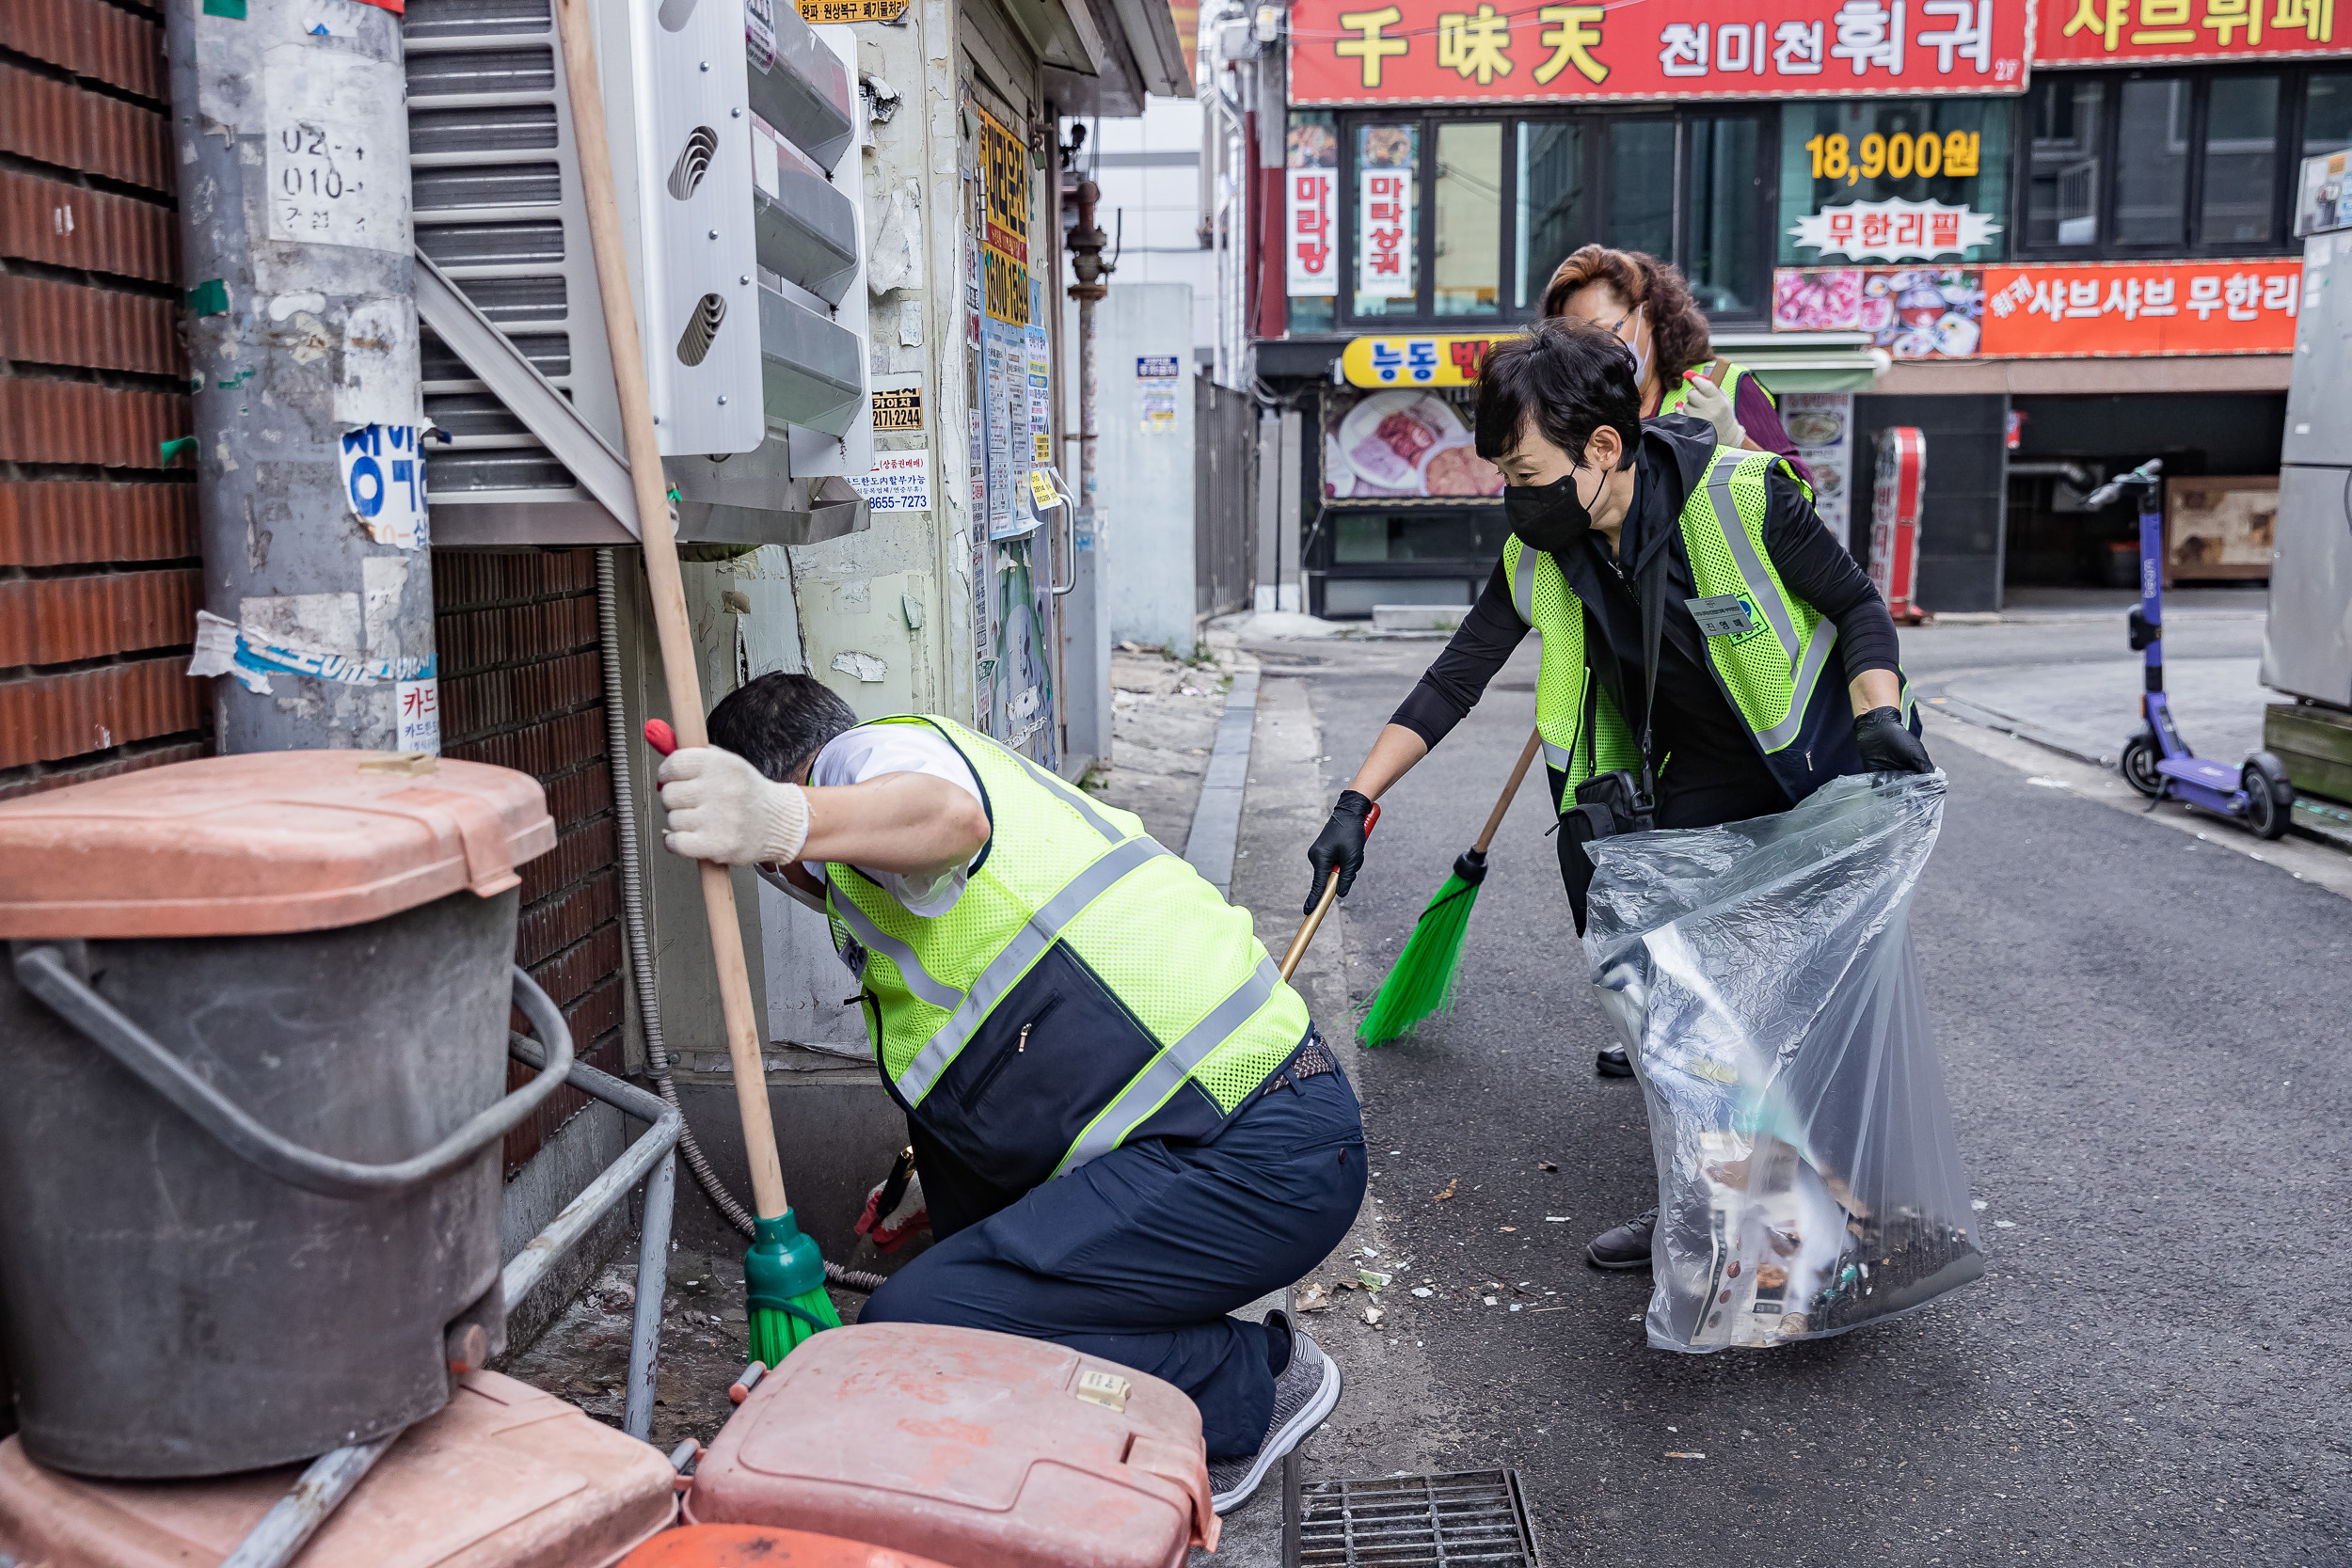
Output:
[1307, 316, 1931, 1274]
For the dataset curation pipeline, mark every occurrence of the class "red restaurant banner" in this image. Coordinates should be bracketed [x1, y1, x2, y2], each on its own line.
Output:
[1288, 0, 2029, 104]
[1772, 257, 2303, 357]
[2036, 0, 2337, 65]
[1977, 259, 2303, 356]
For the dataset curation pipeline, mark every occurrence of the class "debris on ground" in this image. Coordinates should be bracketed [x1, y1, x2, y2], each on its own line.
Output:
[1295, 1282, 1331, 1312]
[1433, 1178, 1458, 1201]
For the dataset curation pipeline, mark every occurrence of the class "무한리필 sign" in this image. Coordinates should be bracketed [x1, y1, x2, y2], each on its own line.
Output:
[1288, 0, 2027, 104]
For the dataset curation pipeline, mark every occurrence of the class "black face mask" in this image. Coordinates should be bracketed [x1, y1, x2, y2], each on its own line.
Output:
[1504, 466, 1597, 555]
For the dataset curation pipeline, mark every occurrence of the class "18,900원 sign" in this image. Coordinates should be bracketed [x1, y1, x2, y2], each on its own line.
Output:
[1287, 0, 2029, 103]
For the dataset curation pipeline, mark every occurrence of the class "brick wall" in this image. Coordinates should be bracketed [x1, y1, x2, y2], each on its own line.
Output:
[0, 0, 204, 799]
[434, 548, 628, 1176]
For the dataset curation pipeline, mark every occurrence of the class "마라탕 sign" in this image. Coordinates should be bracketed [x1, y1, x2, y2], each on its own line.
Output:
[1288, 0, 2027, 103]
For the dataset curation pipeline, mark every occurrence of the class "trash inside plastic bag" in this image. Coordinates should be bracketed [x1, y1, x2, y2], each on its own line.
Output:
[1583, 771, 1982, 1353]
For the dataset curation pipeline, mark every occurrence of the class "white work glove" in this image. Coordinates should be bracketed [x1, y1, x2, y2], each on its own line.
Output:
[657, 745, 809, 865]
[1678, 372, 1746, 450]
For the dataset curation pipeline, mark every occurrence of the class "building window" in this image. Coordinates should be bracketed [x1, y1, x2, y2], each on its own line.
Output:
[1514, 121, 1582, 310]
[2202, 75, 2280, 246]
[1353, 123, 1419, 316]
[2027, 76, 2105, 246]
[1433, 122, 1502, 316]
[2115, 77, 2191, 246]
[2302, 68, 2352, 160]
[1338, 107, 1773, 330]
[1285, 112, 1340, 335]
[1779, 99, 2014, 266]
[1685, 113, 1767, 316]
[2020, 68, 2327, 259]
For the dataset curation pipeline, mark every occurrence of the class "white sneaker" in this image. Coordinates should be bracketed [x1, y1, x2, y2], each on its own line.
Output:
[1206, 1310, 1343, 1514]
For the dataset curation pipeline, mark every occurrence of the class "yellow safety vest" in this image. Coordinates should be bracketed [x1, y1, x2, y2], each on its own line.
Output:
[823, 716, 1311, 1191]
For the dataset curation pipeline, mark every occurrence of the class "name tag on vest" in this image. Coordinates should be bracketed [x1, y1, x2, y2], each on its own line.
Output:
[1686, 594, 1757, 639]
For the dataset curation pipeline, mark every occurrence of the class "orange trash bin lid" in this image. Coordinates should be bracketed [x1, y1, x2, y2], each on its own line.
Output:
[0, 752, 556, 940]
[620, 1525, 959, 1568]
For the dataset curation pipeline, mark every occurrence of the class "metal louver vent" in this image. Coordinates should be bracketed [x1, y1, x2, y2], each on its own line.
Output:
[405, 0, 625, 534]
[676, 293, 726, 367]
[667, 126, 720, 200]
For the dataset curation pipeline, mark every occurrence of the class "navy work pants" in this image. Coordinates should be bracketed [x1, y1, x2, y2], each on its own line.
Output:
[860, 1059, 1367, 1458]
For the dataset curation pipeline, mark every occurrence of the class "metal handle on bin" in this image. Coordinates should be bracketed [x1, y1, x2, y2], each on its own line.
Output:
[13, 947, 576, 1201]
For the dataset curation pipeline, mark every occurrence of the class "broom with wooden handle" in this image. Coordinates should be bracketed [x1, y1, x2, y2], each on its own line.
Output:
[553, 0, 837, 1363]
[1358, 729, 1543, 1046]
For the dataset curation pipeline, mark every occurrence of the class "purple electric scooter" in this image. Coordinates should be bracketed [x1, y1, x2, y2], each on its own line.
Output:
[2094, 458, 2294, 840]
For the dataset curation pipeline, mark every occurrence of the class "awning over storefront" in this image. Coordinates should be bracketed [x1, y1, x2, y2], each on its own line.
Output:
[1708, 332, 1892, 393]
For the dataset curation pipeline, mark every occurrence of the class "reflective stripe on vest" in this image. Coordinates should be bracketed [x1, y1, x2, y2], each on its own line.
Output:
[1053, 953, 1283, 1177]
[826, 716, 1307, 1186]
[1505, 546, 1580, 776]
[887, 832, 1170, 1107]
[1507, 445, 1837, 784]
[1692, 448, 1841, 752]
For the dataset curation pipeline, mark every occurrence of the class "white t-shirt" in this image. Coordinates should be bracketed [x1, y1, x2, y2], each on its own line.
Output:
[799, 725, 986, 917]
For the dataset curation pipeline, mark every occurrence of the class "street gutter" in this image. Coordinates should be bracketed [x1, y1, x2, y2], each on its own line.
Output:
[1184, 669, 1261, 895]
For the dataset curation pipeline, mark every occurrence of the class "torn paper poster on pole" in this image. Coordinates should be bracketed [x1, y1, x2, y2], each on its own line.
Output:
[339, 425, 429, 548]
[188, 610, 437, 698]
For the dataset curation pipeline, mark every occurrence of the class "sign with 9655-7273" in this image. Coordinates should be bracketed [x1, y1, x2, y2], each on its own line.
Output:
[263, 48, 406, 255]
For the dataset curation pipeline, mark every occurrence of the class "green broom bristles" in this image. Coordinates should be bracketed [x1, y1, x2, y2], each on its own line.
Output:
[744, 1210, 842, 1366]
[1359, 849, 1489, 1047]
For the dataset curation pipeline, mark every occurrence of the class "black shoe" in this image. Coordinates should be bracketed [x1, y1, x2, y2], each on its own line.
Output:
[1596, 1045, 1634, 1078]
[1585, 1208, 1657, 1271]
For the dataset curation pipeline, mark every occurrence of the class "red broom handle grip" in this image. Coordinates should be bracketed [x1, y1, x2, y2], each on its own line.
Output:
[1471, 731, 1544, 855]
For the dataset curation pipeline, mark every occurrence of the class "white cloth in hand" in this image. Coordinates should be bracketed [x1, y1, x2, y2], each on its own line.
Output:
[1677, 372, 1745, 450]
[657, 745, 809, 865]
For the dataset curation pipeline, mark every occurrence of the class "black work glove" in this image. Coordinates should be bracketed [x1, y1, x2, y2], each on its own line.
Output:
[1854, 706, 1932, 773]
[1305, 789, 1376, 913]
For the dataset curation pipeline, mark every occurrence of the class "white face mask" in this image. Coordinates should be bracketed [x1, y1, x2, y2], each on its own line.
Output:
[1625, 304, 1651, 384]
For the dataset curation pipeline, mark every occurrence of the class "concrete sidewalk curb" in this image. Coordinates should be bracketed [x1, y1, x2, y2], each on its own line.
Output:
[1927, 693, 2116, 768]
[1184, 668, 1262, 895]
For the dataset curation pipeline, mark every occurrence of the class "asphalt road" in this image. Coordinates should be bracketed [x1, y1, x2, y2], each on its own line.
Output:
[1240, 631, 2350, 1567]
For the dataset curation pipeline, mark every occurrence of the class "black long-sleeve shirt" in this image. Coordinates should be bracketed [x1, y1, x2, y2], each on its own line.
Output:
[1392, 420, 1901, 829]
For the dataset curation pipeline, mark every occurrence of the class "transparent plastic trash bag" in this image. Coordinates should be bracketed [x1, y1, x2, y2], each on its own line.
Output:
[1583, 770, 1982, 1353]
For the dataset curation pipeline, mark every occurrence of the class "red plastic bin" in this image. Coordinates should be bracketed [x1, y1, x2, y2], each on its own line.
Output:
[0, 1371, 676, 1567]
[620, 1525, 956, 1567]
[683, 1323, 1216, 1568]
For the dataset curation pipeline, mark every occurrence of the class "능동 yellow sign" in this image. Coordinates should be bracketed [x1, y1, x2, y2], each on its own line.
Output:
[1340, 333, 1520, 388]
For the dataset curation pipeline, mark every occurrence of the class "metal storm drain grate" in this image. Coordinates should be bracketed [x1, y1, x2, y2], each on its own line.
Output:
[1296, 1468, 1540, 1565]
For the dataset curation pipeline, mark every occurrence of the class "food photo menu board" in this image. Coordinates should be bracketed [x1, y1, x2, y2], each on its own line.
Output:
[1321, 389, 1507, 501]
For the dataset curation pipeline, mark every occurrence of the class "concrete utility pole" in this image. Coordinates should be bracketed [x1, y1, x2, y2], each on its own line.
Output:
[1065, 180, 1113, 523]
[169, 0, 439, 754]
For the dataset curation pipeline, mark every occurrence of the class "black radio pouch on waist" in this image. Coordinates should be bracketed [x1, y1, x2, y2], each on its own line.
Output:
[1558, 546, 1664, 936]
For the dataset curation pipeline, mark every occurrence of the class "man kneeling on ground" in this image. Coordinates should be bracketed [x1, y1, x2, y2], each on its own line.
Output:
[656, 672, 1362, 1512]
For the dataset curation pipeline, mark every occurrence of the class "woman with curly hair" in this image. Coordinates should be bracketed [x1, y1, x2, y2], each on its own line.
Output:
[1541, 245, 1808, 483]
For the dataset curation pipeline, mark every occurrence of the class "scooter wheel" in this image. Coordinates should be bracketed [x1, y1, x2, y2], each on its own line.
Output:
[2121, 732, 2164, 800]
[2243, 753, 2293, 842]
